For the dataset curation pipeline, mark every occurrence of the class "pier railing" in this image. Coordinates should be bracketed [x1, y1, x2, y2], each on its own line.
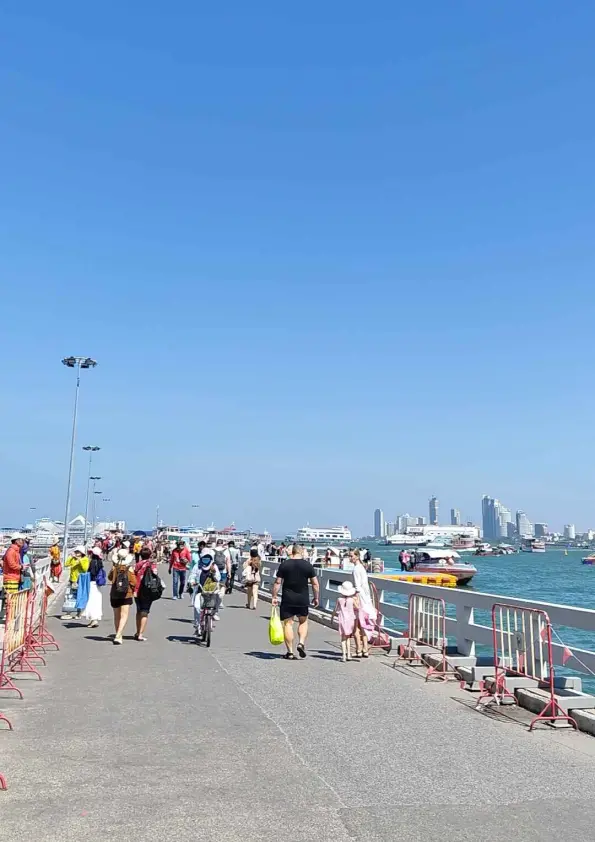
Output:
[259, 559, 595, 678]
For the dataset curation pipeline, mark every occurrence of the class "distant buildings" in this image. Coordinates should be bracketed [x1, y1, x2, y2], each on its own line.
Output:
[534, 523, 548, 538]
[429, 496, 439, 526]
[417, 516, 427, 526]
[564, 524, 576, 540]
[450, 508, 461, 526]
[374, 509, 385, 539]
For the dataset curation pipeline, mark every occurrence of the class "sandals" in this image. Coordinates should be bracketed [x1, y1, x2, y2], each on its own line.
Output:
[297, 643, 307, 659]
[283, 652, 296, 660]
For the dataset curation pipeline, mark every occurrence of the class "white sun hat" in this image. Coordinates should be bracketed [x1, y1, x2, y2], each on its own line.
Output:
[338, 581, 356, 597]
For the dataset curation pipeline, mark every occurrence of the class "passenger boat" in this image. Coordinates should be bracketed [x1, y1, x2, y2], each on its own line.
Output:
[409, 549, 477, 586]
[582, 555, 595, 565]
[521, 538, 546, 553]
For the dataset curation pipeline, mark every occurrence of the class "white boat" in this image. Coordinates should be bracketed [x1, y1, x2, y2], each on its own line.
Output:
[296, 525, 352, 544]
[410, 549, 477, 586]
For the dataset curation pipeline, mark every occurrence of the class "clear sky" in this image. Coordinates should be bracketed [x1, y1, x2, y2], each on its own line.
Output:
[2, 2, 595, 535]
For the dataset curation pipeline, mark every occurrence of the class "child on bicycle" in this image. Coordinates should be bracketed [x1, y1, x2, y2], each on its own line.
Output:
[188, 553, 221, 635]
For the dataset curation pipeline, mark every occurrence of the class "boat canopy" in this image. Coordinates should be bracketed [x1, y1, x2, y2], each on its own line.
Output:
[419, 549, 460, 560]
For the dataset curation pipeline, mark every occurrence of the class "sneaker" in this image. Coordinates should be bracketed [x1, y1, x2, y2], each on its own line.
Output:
[113, 636, 123, 645]
[88, 620, 99, 629]
[213, 614, 220, 621]
[172, 596, 179, 600]
[60, 614, 74, 620]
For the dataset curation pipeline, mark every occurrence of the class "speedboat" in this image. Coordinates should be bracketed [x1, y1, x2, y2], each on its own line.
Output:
[582, 555, 595, 566]
[411, 549, 477, 586]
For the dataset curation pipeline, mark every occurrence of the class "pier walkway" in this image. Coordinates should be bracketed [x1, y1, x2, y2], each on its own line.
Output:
[3, 589, 595, 841]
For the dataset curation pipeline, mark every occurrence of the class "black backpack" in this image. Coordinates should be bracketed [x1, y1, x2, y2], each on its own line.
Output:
[139, 565, 163, 601]
[111, 566, 130, 598]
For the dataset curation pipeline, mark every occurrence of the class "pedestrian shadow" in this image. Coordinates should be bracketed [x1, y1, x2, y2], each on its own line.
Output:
[169, 617, 193, 624]
[61, 621, 87, 629]
[84, 636, 113, 643]
[244, 651, 285, 660]
[166, 635, 196, 644]
[310, 650, 342, 661]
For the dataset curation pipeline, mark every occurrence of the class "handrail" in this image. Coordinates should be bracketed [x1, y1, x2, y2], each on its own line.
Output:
[259, 558, 595, 678]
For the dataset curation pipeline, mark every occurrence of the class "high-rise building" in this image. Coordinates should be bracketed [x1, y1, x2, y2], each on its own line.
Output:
[429, 496, 439, 526]
[374, 509, 385, 539]
[417, 516, 427, 526]
[564, 524, 576, 540]
[506, 522, 517, 539]
[498, 507, 512, 538]
[534, 523, 548, 538]
[396, 514, 417, 533]
[482, 495, 501, 540]
[450, 508, 461, 526]
[516, 511, 533, 539]
[385, 521, 396, 538]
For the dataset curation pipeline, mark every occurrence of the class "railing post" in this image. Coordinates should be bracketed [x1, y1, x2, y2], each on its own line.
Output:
[456, 602, 475, 657]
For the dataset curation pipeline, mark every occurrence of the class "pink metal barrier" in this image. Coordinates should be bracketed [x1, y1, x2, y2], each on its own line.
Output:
[0, 590, 42, 699]
[396, 593, 456, 681]
[477, 603, 578, 730]
[24, 582, 59, 659]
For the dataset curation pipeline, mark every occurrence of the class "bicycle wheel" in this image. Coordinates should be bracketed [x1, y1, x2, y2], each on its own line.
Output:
[205, 614, 212, 648]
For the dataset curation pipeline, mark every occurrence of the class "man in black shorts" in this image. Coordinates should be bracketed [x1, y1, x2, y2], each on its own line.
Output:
[272, 545, 319, 660]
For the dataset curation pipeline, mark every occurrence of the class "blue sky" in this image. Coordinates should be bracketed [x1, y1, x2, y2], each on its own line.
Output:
[2, 2, 595, 534]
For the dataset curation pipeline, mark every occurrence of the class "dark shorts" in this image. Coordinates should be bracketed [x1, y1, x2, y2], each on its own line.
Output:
[280, 603, 309, 621]
[110, 596, 133, 608]
[135, 597, 152, 615]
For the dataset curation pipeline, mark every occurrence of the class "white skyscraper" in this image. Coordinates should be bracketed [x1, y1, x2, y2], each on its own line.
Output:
[564, 524, 576, 540]
[374, 509, 385, 539]
[450, 508, 461, 526]
[516, 511, 534, 539]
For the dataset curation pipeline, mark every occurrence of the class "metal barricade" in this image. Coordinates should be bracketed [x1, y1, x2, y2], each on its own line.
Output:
[0, 590, 41, 699]
[396, 593, 455, 681]
[477, 603, 577, 730]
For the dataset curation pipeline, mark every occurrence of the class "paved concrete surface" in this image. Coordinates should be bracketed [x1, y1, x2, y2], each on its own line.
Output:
[2, 587, 595, 841]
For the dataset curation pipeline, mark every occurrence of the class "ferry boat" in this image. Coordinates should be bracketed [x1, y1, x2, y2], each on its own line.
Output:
[296, 525, 352, 544]
[451, 535, 476, 551]
[521, 538, 546, 553]
[410, 549, 477, 586]
[384, 533, 430, 546]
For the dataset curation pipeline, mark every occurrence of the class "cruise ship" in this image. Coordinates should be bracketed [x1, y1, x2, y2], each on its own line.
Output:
[295, 526, 352, 544]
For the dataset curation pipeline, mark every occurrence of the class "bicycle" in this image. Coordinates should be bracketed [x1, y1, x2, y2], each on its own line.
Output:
[198, 590, 218, 647]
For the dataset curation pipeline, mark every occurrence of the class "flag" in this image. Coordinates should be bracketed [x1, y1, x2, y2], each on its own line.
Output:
[562, 647, 573, 665]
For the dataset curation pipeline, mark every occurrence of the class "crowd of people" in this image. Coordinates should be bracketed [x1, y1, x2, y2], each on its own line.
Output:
[2, 530, 379, 662]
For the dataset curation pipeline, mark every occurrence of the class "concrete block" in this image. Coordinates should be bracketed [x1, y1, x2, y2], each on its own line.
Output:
[516, 688, 595, 726]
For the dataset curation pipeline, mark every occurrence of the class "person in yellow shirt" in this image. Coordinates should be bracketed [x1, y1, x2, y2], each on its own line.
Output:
[49, 540, 62, 583]
[60, 546, 90, 620]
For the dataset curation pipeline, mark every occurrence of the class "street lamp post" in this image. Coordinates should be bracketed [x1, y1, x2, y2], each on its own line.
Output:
[91, 490, 102, 540]
[88, 478, 101, 542]
[190, 504, 200, 526]
[60, 357, 97, 561]
[82, 446, 100, 545]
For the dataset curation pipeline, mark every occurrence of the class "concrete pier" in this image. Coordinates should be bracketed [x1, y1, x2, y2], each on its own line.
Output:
[2, 587, 595, 840]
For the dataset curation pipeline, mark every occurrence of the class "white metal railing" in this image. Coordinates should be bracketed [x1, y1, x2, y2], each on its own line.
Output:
[258, 559, 595, 678]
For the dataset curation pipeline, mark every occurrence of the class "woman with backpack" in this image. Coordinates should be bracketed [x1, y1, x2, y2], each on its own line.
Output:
[133, 548, 162, 641]
[108, 548, 137, 645]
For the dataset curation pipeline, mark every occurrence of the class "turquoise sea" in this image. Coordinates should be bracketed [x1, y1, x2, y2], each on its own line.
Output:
[365, 544, 595, 687]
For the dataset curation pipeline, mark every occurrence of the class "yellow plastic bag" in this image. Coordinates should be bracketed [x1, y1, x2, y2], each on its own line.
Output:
[269, 606, 284, 645]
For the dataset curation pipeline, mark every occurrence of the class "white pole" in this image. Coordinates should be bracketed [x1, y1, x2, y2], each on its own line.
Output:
[83, 450, 93, 546]
[61, 363, 81, 563]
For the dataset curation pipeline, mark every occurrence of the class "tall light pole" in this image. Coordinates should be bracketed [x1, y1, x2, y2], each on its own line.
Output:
[61, 357, 97, 561]
[102, 498, 111, 529]
[91, 489, 102, 540]
[190, 504, 200, 526]
[82, 446, 100, 545]
[88, 477, 101, 541]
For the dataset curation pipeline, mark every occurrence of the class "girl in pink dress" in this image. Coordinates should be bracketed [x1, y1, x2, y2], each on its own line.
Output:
[331, 581, 358, 662]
